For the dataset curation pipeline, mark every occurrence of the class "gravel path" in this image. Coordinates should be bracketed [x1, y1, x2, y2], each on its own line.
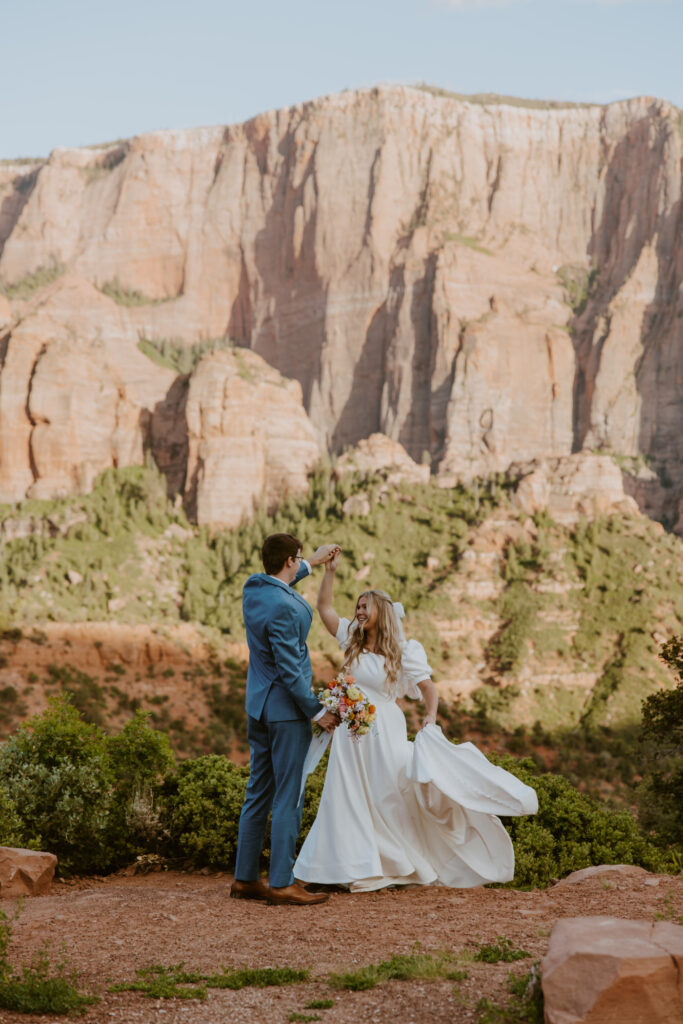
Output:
[1, 870, 681, 1023]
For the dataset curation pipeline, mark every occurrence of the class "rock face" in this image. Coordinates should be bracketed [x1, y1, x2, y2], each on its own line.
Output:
[0, 275, 320, 526]
[0, 87, 681, 521]
[0, 846, 57, 897]
[542, 916, 683, 1024]
[184, 349, 320, 527]
[335, 433, 429, 486]
[513, 452, 640, 524]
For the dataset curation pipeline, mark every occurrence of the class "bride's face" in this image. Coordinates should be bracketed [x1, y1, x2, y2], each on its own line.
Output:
[355, 595, 378, 631]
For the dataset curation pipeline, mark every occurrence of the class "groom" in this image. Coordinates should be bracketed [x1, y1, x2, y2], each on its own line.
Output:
[230, 533, 339, 906]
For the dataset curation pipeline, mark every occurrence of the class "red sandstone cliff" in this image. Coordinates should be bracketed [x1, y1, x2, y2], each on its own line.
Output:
[0, 87, 681, 526]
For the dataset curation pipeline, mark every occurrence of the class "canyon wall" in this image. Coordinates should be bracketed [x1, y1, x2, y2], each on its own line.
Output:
[0, 87, 681, 525]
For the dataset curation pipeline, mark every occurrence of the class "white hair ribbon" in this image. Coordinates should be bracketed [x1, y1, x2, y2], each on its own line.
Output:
[392, 601, 406, 641]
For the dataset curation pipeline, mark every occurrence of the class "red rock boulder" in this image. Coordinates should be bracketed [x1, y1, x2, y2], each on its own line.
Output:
[0, 846, 58, 898]
[542, 916, 683, 1024]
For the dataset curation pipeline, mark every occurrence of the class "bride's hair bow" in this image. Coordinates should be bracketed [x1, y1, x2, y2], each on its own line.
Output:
[391, 601, 406, 641]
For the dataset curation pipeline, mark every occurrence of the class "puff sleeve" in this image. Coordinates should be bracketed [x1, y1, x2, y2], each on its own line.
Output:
[396, 640, 433, 699]
[335, 617, 352, 650]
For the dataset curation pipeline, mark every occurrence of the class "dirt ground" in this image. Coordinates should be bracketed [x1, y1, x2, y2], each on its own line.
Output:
[1, 869, 681, 1024]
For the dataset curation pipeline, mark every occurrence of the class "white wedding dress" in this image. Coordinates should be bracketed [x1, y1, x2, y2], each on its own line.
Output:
[294, 618, 538, 891]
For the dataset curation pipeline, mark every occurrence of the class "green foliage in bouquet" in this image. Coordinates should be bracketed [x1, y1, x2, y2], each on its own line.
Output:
[637, 635, 683, 848]
[490, 753, 668, 888]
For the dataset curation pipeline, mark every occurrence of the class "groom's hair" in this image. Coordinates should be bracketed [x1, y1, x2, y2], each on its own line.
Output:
[262, 533, 302, 574]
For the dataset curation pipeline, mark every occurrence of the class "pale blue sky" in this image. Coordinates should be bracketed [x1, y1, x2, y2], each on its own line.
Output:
[2, 0, 680, 159]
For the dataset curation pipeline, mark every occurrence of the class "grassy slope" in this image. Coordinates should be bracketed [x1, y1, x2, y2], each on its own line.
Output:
[0, 464, 681, 801]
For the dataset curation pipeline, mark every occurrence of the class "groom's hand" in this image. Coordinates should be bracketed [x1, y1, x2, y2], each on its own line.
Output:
[317, 710, 339, 732]
[308, 543, 341, 568]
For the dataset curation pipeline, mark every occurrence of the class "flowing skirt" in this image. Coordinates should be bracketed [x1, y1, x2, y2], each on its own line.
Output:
[294, 715, 538, 891]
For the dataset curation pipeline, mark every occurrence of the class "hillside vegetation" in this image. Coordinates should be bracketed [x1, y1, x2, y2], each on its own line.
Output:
[0, 462, 682, 816]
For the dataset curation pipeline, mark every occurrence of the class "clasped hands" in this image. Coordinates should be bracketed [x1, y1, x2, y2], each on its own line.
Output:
[308, 542, 342, 568]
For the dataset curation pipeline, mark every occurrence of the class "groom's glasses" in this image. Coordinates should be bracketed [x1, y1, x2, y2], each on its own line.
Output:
[293, 554, 303, 562]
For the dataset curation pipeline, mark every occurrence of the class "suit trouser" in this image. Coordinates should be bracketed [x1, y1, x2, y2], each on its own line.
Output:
[235, 714, 312, 888]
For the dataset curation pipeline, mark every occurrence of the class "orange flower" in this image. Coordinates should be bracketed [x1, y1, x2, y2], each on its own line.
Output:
[346, 675, 355, 683]
[368, 705, 376, 714]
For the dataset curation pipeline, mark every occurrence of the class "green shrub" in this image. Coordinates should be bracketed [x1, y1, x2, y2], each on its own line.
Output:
[490, 754, 668, 887]
[100, 278, 170, 307]
[138, 336, 233, 375]
[0, 263, 65, 301]
[46, 663, 107, 727]
[105, 712, 175, 865]
[637, 635, 683, 847]
[161, 755, 249, 868]
[0, 787, 22, 847]
[0, 696, 114, 873]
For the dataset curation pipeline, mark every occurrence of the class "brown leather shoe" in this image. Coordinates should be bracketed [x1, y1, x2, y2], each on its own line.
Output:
[229, 878, 270, 901]
[267, 882, 330, 906]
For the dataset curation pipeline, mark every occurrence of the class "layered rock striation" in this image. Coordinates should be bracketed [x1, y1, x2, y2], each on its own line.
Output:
[1, 87, 681, 523]
[0, 275, 320, 525]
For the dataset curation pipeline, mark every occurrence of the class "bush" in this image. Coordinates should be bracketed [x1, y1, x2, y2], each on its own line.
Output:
[490, 753, 668, 887]
[0, 787, 22, 847]
[161, 755, 249, 868]
[0, 698, 175, 873]
[105, 712, 176, 865]
[637, 635, 683, 847]
[0, 696, 114, 874]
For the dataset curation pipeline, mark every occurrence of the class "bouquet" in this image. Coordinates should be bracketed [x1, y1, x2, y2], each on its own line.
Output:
[315, 671, 377, 740]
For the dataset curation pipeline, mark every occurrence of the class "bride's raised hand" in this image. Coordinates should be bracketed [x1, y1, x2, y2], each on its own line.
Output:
[325, 548, 341, 572]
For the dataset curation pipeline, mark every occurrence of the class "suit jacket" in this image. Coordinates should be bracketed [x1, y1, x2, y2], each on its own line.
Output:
[242, 564, 323, 722]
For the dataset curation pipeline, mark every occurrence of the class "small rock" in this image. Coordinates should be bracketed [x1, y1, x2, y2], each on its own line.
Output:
[426, 556, 440, 571]
[643, 877, 660, 887]
[66, 569, 83, 585]
[342, 493, 371, 517]
[354, 565, 371, 581]
[555, 864, 649, 887]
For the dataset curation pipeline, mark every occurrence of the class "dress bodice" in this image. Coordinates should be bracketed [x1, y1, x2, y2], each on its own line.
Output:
[335, 617, 432, 702]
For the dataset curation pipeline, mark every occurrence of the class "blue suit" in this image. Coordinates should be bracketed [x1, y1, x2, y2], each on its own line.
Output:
[235, 564, 323, 887]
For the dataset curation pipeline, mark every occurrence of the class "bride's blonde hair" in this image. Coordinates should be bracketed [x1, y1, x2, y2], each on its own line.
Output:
[342, 589, 403, 696]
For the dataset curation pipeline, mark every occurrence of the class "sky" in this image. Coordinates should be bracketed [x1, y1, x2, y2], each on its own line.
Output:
[2, 0, 681, 159]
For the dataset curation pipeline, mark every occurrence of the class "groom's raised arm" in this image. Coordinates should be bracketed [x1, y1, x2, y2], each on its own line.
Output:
[268, 606, 323, 720]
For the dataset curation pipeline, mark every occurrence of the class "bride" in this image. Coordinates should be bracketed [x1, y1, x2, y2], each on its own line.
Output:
[294, 550, 538, 892]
